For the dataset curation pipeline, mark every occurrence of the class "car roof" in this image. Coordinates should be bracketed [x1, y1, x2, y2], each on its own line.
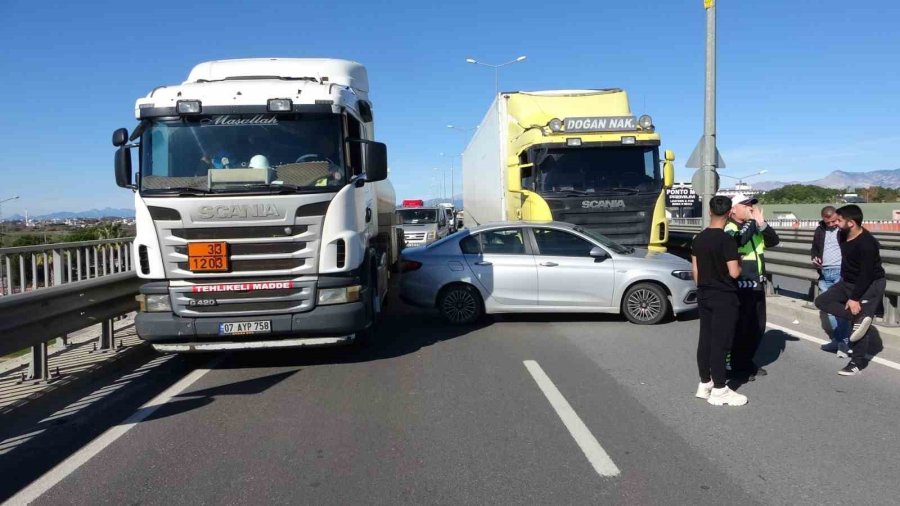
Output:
[466, 221, 577, 233]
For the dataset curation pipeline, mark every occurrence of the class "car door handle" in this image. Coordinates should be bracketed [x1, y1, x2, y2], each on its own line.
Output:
[474, 261, 493, 266]
[540, 261, 558, 267]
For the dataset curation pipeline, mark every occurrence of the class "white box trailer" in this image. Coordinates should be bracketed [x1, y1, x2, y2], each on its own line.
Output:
[462, 97, 506, 227]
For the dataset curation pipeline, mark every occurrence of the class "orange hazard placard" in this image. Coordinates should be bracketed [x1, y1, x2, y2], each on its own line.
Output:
[188, 242, 229, 272]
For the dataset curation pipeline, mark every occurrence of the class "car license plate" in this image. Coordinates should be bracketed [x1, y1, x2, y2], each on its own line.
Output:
[219, 320, 271, 335]
[188, 242, 229, 272]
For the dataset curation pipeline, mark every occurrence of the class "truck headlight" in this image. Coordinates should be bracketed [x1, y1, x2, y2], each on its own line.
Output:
[638, 114, 653, 129]
[317, 285, 361, 305]
[671, 270, 693, 281]
[548, 118, 563, 132]
[137, 294, 172, 312]
[427, 231, 436, 240]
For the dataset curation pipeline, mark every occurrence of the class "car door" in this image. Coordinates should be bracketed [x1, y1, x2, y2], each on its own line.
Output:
[462, 228, 538, 306]
[530, 227, 616, 308]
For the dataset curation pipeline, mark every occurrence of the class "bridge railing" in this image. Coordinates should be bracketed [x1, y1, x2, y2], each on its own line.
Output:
[0, 238, 140, 383]
[667, 224, 900, 325]
[0, 238, 135, 297]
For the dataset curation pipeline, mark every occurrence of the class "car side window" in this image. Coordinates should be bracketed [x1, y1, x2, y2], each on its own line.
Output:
[480, 228, 527, 255]
[533, 228, 595, 257]
[459, 235, 481, 254]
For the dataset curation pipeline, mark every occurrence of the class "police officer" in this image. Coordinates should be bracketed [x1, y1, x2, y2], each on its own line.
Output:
[725, 193, 780, 380]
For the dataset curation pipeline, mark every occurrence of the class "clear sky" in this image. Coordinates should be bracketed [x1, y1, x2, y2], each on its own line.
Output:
[1, 0, 898, 216]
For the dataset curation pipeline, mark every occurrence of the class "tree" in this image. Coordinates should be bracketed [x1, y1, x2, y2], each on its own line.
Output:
[757, 185, 842, 204]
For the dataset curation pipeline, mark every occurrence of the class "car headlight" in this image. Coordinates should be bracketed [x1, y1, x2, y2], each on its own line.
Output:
[671, 270, 693, 281]
[137, 294, 172, 312]
[317, 285, 361, 305]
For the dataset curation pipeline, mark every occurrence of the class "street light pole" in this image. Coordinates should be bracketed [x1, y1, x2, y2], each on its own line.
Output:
[465, 56, 527, 97]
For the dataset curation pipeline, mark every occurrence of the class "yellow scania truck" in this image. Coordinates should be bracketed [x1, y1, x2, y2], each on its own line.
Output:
[461, 89, 674, 250]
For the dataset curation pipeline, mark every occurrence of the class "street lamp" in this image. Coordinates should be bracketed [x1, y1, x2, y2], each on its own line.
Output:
[721, 170, 768, 187]
[440, 152, 463, 205]
[465, 55, 527, 96]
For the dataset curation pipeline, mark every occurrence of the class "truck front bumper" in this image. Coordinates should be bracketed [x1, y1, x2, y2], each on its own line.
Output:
[135, 301, 368, 349]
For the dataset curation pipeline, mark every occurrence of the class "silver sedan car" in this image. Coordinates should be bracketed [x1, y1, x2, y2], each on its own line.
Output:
[399, 221, 697, 325]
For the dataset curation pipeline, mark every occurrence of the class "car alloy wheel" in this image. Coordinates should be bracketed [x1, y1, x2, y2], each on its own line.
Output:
[624, 283, 668, 325]
[439, 285, 482, 325]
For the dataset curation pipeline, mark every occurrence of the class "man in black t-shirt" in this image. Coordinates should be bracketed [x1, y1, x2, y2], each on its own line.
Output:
[691, 196, 748, 406]
[814, 205, 886, 376]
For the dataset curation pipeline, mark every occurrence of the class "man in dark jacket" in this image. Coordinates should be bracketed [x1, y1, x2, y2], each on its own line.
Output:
[811, 206, 850, 356]
[725, 194, 780, 380]
[814, 205, 886, 375]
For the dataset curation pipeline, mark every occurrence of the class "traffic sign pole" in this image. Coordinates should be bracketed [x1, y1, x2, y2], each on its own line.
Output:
[701, 0, 718, 227]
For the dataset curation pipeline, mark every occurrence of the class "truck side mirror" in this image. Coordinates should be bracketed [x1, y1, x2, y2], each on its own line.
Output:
[348, 139, 388, 182]
[112, 128, 129, 147]
[663, 151, 675, 188]
[115, 146, 133, 188]
[507, 165, 522, 193]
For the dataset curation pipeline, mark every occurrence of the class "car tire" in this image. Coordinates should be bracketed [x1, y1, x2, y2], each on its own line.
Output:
[622, 282, 669, 325]
[437, 284, 484, 325]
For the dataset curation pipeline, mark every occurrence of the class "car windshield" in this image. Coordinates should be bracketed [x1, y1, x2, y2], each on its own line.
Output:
[532, 146, 660, 195]
[573, 226, 633, 254]
[139, 114, 346, 194]
[398, 209, 437, 224]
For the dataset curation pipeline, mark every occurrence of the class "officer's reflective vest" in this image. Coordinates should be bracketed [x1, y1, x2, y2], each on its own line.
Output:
[724, 220, 767, 285]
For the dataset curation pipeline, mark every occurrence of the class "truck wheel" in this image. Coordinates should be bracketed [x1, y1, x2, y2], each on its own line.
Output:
[622, 282, 669, 325]
[354, 267, 382, 346]
[437, 284, 483, 325]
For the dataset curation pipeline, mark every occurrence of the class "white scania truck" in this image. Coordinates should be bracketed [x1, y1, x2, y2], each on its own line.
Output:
[113, 58, 396, 351]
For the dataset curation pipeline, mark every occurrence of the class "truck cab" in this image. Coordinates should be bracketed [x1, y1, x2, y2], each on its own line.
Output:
[112, 58, 396, 352]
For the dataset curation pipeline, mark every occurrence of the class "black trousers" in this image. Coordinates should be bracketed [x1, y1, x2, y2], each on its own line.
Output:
[814, 278, 886, 363]
[733, 289, 767, 373]
[697, 290, 739, 388]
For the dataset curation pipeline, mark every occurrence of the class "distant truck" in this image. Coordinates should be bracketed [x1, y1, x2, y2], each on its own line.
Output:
[396, 202, 451, 247]
[112, 58, 396, 351]
[462, 89, 675, 250]
[437, 202, 457, 233]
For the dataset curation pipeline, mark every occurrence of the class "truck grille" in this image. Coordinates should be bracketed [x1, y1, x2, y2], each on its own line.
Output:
[404, 232, 426, 241]
[170, 280, 315, 317]
[553, 210, 651, 246]
[156, 214, 323, 279]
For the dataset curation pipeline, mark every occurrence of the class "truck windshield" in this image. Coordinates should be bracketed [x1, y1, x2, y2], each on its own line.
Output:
[532, 146, 660, 195]
[397, 209, 437, 224]
[139, 114, 346, 194]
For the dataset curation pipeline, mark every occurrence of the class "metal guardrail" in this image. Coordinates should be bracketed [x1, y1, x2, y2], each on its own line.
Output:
[0, 238, 139, 382]
[0, 238, 134, 296]
[667, 224, 900, 325]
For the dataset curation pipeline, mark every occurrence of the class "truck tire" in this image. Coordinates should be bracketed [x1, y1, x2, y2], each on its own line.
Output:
[622, 282, 669, 325]
[354, 263, 382, 346]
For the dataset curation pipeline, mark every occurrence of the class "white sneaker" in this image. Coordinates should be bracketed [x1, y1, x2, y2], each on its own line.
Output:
[707, 386, 748, 407]
[850, 315, 872, 343]
[695, 381, 714, 399]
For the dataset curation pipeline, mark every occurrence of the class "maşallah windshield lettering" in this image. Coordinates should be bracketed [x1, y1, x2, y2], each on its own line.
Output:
[200, 115, 279, 126]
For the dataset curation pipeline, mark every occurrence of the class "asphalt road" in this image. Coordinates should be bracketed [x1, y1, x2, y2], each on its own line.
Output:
[4, 289, 900, 505]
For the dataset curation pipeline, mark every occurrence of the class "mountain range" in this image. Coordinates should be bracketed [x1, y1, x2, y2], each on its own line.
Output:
[752, 169, 900, 191]
[4, 207, 135, 221]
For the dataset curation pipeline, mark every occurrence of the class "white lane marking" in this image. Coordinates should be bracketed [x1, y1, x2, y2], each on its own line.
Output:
[767, 323, 900, 372]
[523, 360, 621, 478]
[5, 354, 226, 505]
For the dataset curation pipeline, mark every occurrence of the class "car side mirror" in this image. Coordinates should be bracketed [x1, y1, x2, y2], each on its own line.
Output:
[112, 127, 129, 147]
[115, 146, 133, 188]
[589, 246, 609, 262]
